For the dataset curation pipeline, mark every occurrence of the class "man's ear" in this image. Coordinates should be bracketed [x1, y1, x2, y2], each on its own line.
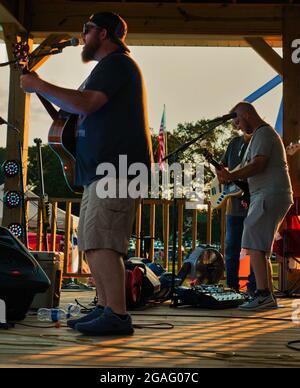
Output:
[243, 112, 250, 121]
[99, 28, 109, 40]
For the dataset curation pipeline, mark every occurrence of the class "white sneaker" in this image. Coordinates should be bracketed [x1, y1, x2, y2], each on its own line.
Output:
[238, 293, 278, 311]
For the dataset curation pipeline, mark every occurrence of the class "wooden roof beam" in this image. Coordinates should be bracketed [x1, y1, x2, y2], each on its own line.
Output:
[28, 1, 283, 37]
[29, 33, 71, 71]
[244, 37, 283, 75]
[0, 1, 26, 32]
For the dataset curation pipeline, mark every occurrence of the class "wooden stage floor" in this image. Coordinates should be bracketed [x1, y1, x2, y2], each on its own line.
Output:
[1, 290, 300, 368]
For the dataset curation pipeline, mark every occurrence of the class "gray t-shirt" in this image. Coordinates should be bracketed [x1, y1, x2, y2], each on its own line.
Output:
[221, 136, 248, 217]
[245, 125, 293, 196]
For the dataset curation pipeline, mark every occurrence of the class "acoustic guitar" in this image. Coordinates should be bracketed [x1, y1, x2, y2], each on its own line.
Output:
[14, 41, 82, 194]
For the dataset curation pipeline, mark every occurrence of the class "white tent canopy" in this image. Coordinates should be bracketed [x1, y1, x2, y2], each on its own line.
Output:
[0, 184, 79, 231]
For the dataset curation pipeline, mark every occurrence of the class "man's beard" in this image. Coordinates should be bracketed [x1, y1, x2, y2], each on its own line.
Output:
[81, 38, 101, 63]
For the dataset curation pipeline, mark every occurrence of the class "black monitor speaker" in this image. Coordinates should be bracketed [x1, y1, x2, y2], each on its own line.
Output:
[0, 227, 51, 320]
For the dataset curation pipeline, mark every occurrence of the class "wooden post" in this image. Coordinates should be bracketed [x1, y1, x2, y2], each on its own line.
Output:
[135, 202, 142, 257]
[50, 202, 58, 252]
[192, 209, 198, 250]
[163, 201, 170, 270]
[220, 206, 226, 256]
[36, 201, 42, 251]
[2, 25, 31, 228]
[283, 6, 300, 197]
[245, 37, 283, 75]
[206, 203, 212, 245]
[177, 200, 184, 269]
[25, 198, 30, 234]
[149, 203, 156, 261]
[63, 201, 72, 275]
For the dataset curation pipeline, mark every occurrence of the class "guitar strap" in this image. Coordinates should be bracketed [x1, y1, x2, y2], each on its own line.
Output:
[240, 124, 270, 167]
[239, 137, 253, 168]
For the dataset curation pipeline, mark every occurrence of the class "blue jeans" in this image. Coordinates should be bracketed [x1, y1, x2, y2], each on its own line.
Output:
[225, 215, 256, 292]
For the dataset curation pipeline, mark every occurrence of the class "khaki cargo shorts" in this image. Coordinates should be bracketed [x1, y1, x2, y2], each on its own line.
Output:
[78, 180, 140, 255]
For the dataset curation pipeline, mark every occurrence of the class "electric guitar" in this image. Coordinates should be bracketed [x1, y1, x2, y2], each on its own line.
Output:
[203, 150, 250, 209]
[205, 140, 300, 209]
[14, 41, 82, 194]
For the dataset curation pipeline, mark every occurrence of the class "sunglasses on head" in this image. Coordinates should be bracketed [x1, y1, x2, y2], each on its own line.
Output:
[82, 23, 101, 35]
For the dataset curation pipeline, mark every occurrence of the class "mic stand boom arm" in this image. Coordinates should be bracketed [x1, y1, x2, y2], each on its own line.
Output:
[0, 49, 63, 68]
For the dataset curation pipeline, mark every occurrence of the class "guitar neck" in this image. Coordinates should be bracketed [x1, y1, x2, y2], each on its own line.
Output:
[207, 158, 222, 171]
[205, 154, 249, 194]
[22, 68, 58, 121]
[36, 94, 58, 121]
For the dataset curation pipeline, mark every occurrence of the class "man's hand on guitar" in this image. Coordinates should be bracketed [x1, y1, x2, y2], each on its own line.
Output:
[215, 165, 233, 184]
[20, 72, 41, 93]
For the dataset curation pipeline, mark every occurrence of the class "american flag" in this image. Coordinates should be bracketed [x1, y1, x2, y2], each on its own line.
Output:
[157, 105, 166, 169]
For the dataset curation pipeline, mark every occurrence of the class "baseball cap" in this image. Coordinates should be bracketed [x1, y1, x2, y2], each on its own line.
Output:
[88, 11, 130, 52]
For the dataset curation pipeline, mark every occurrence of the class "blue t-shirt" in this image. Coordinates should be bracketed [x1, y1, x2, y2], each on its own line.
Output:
[75, 50, 153, 186]
[221, 136, 248, 217]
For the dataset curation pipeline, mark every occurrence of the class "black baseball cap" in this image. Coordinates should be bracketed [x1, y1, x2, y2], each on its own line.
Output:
[88, 12, 130, 52]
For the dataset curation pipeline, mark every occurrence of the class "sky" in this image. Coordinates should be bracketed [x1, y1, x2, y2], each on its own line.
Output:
[0, 44, 282, 148]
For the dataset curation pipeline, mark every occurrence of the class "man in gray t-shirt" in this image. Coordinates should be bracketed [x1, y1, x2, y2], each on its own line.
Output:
[216, 102, 293, 311]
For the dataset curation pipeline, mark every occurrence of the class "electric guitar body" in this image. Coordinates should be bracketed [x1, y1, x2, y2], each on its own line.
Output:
[203, 149, 250, 209]
[209, 172, 244, 209]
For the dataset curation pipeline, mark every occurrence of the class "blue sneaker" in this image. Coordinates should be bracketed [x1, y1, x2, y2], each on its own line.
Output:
[67, 306, 104, 330]
[75, 307, 134, 336]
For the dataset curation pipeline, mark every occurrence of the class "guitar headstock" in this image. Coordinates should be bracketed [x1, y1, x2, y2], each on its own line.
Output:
[286, 140, 300, 156]
[202, 149, 213, 162]
[12, 41, 30, 69]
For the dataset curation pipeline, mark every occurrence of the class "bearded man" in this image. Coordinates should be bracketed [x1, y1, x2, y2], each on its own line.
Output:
[21, 12, 153, 335]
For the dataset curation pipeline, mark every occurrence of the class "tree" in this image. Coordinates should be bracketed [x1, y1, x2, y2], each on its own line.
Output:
[149, 119, 240, 246]
[27, 144, 80, 213]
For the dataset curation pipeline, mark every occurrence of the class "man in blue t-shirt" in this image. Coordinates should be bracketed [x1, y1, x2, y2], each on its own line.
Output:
[222, 135, 256, 294]
[21, 12, 153, 335]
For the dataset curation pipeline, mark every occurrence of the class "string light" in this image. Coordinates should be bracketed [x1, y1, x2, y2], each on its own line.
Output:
[4, 191, 21, 208]
[2, 160, 20, 178]
[8, 223, 23, 239]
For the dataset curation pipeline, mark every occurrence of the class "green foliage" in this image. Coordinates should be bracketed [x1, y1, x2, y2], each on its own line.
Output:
[27, 144, 80, 213]
[149, 119, 239, 245]
[163, 119, 239, 183]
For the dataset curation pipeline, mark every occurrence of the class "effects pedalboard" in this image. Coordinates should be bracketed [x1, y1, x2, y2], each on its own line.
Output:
[172, 284, 245, 309]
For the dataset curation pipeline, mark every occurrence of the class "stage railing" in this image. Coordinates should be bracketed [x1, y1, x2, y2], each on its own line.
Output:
[25, 197, 225, 277]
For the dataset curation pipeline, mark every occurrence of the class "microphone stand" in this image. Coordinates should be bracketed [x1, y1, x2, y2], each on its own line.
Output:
[0, 117, 28, 248]
[0, 49, 63, 68]
[162, 116, 229, 302]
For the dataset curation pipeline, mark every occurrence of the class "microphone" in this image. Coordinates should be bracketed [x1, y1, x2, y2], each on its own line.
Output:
[208, 112, 237, 123]
[51, 37, 79, 50]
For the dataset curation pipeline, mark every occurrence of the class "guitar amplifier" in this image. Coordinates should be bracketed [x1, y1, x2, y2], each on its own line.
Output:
[172, 285, 245, 309]
[30, 251, 64, 309]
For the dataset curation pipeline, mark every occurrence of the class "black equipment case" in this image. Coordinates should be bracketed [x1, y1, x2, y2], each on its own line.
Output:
[0, 227, 50, 320]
